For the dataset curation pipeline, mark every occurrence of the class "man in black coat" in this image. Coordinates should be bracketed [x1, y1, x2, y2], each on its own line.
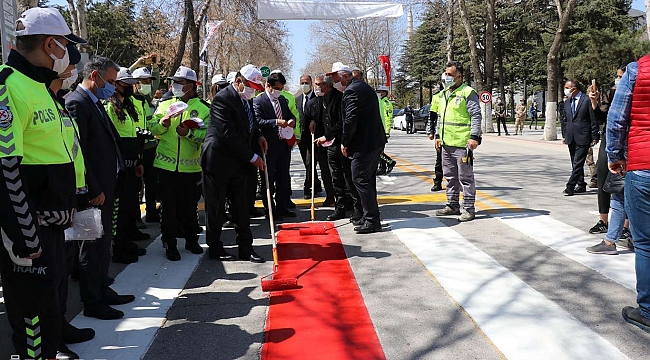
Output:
[253, 73, 296, 218]
[202, 64, 267, 263]
[66, 56, 135, 320]
[561, 79, 599, 196]
[329, 62, 387, 233]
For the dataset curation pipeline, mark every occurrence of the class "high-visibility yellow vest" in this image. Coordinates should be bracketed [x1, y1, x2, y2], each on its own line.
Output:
[435, 83, 476, 148]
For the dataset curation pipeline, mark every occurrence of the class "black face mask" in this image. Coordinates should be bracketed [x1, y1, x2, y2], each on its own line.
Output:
[119, 85, 134, 98]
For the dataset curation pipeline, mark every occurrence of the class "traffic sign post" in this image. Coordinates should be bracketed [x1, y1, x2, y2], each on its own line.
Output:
[479, 91, 492, 135]
[260, 66, 271, 78]
[479, 91, 492, 104]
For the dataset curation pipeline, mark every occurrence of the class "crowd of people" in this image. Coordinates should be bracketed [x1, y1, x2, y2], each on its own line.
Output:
[0, 6, 648, 360]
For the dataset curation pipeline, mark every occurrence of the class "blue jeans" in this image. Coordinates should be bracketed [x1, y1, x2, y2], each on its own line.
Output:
[624, 171, 650, 318]
[605, 192, 626, 243]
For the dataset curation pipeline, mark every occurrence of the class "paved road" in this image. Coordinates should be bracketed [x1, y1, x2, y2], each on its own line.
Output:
[1, 126, 649, 359]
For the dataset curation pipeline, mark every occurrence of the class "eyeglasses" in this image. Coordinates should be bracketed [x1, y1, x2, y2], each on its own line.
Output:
[300, 82, 311, 85]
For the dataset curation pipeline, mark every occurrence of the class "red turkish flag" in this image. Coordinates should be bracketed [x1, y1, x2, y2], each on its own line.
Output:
[379, 55, 391, 86]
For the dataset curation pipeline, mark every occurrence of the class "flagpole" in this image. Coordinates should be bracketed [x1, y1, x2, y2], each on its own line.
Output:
[202, 15, 208, 100]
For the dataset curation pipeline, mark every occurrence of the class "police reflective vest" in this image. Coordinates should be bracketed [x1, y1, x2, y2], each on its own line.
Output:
[105, 98, 144, 167]
[0, 62, 76, 231]
[435, 83, 476, 148]
[149, 96, 209, 173]
[379, 96, 394, 134]
[133, 95, 158, 150]
[282, 90, 301, 140]
[60, 108, 86, 189]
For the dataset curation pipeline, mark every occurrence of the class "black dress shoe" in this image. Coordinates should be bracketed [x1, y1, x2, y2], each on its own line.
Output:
[209, 248, 236, 261]
[350, 210, 363, 222]
[431, 182, 443, 192]
[574, 185, 587, 193]
[563, 187, 574, 196]
[62, 322, 95, 344]
[112, 251, 138, 264]
[351, 217, 365, 226]
[84, 306, 124, 320]
[354, 223, 382, 234]
[239, 250, 265, 263]
[327, 209, 347, 221]
[287, 200, 297, 209]
[249, 208, 265, 218]
[185, 241, 204, 254]
[222, 220, 235, 229]
[107, 293, 136, 305]
[57, 344, 79, 360]
[322, 196, 336, 207]
[166, 247, 181, 261]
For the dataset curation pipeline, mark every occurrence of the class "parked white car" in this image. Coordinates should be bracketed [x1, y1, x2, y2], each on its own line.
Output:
[392, 109, 406, 131]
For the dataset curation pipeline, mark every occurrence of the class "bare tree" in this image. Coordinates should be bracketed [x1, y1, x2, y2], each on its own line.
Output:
[646, 0, 650, 41]
[446, 0, 454, 62]
[544, 0, 579, 141]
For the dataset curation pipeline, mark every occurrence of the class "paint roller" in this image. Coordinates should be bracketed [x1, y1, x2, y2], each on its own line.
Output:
[260, 152, 300, 292]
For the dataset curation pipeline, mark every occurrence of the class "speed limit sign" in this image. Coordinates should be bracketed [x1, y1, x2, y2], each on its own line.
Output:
[480, 91, 492, 104]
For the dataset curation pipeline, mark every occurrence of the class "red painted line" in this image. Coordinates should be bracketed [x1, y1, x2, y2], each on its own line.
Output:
[262, 222, 386, 360]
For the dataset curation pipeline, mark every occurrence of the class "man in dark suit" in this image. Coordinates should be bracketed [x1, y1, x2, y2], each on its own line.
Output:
[253, 73, 297, 219]
[297, 74, 334, 205]
[66, 56, 135, 320]
[329, 62, 387, 233]
[202, 64, 267, 263]
[561, 79, 599, 196]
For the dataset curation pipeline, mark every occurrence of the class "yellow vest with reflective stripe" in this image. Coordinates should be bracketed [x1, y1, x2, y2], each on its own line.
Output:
[61, 111, 86, 188]
[149, 97, 209, 173]
[436, 83, 475, 148]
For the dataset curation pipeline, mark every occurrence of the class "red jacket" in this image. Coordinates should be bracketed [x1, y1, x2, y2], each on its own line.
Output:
[628, 55, 650, 171]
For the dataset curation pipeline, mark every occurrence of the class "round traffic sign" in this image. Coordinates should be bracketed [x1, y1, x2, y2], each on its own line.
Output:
[480, 91, 492, 104]
[260, 66, 271, 78]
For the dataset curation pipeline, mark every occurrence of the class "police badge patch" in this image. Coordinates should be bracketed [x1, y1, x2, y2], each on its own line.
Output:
[190, 110, 199, 118]
[0, 105, 13, 129]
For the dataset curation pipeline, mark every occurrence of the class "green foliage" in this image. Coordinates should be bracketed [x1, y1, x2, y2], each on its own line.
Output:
[86, 0, 142, 66]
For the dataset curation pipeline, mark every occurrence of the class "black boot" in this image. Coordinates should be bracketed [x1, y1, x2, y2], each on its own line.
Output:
[185, 239, 204, 254]
[62, 322, 95, 344]
[327, 208, 347, 221]
[165, 238, 181, 261]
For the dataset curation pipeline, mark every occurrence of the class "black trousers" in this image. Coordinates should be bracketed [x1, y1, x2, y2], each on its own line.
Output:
[158, 169, 201, 247]
[596, 133, 611, 214]
[351, 146, 384, 224]
[1, 226, 66, 359]
[315, 146, 334, 198]
[78, 197, 114, 310]
[567, 142, 590, 189]
[328, 146, 361, 211]
[299, 135, 322, 194]
[497, 116, 508, 135]
[114, 166, 140, 249]
[203, 167, 254, 252]
[406, 118, 414, 133]
[434, 147, 443, 184]
[246, 164, 258, 212]
[260, 145, 291, 213]
[142, 146, 158, 216]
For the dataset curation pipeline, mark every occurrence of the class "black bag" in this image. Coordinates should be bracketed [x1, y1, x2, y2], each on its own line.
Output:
[603, 172, 625, 194]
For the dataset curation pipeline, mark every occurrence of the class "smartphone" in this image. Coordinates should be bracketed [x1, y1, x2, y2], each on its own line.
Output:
[591, 79, 597, 92]
[151, 53, 158, 64]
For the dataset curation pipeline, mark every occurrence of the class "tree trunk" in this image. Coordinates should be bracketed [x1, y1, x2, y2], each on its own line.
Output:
[497, 31, 505, 105]
[66, 0, 79, 35]
[446, 0, 454, 62]
[171, 0, 193, 77]
[458, 0, 484, 91]
[646, 0, 650, 41]
[544, 0, 578, 141]
[483, 0, 496, 133]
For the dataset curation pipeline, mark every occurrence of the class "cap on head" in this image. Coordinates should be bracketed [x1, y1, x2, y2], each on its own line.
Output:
[376, 85, 389, 92]
[212, 74, 228, 86]
[16, 7, 86, 44]
[116, 67, 138, 85]
[239, 64, 264, 91]
[226, 71, 237, 84]
[270, 69, 283, 75]
[132, 67, 156, 80]
[167, 66, 197, 82]
[326, 62, 351, 75]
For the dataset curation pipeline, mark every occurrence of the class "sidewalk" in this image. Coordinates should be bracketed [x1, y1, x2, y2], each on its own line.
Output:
[485, 124, 563, 145]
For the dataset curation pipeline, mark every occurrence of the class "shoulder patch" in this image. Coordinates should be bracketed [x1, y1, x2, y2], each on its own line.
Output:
[0, 105, 14, 128]
[0, 67, 14, 85]
[190, 109, 199, 118]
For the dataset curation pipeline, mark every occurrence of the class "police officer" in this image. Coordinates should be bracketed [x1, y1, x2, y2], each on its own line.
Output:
[0, 7, 84, 359]
[427, 83, 445, 192]
[149, 66, 208, 261]
[105, 67, 149, 263]
[376, 85, 396, 175]
[132, 66, 161, 223]
[434, 61, 482, 222]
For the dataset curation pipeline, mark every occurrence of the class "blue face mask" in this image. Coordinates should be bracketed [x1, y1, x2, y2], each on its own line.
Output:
[96, 72, 116, 100]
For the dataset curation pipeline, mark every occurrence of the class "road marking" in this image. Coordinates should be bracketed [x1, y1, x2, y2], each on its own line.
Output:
[68, 233, 207, 359]
[492, 212, 636, 290]
[390, 217, 630, 360]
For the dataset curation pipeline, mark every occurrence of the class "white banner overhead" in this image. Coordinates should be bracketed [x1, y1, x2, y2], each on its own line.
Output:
[257, 0, 404, 20]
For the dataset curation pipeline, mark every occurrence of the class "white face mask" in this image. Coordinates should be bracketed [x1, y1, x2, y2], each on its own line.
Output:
[301, 84, 311, 94]
[172, 83, 186, 97]
[334, 81, 346, 92]
[238, 84, 256, 100]
[270, 88, 282, 99]
[314, 88, 323, 97]
[50, 39, 70, 75]
[442, 75, 455, 89]
[138, 84, 152, 96]
[614, 78, 621, 87]
[563, 88, 572, 97]
[60, 68, 78, 90]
